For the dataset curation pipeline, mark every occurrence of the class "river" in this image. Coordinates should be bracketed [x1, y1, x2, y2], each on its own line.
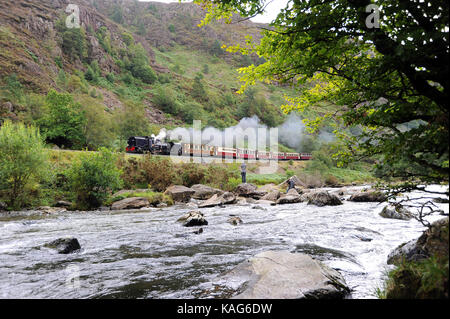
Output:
[0, 185, 448, 299]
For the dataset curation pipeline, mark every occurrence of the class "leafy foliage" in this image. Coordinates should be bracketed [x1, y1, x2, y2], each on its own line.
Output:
[0, 121, 48, 209]
[39, 89, 86, 149]
[196, 0, 449, 187]
[66, 148, 123, 209]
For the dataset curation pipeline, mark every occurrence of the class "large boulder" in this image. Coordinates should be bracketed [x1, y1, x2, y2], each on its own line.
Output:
[164, 185, 195, 203]
[349, 190, 387, 202]
[387, 217, 449, 265]
[307, 191, 343, 207]
[44, 238, 81, 254]
[379, 204, 413, 220]
[260, 190, 281, 202]
[111, 197, 150, 210]
[177, 211, 208, 227]
[220, 250, 350, 299]
[198, 192, 236, 208]
[276, 189, 302, 205]
[234, 183, 267, 199]
[191, 184, 224, 200]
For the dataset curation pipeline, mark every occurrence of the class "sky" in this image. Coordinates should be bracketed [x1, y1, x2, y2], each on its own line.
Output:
[138, 0, 289, 24]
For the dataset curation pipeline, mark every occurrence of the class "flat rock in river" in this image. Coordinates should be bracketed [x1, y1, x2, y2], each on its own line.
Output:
[221, 250, 350, 299]
[111, 197, 150, 210]
[191, 184, 224, 200]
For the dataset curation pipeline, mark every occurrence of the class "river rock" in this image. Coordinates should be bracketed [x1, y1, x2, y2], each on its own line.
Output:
[37, 206, 67, 214]
[54, 200, 72, 208]
[111, 197, 150, 210]
[349, 190, 387, 202]
[260, 190, 280, 202]
[177, 211, 208, 227]
[307, 191, 343, 207]
[276, 189, 302, 205]
[255, 200, 276, 205]
[164, 185, 195, 203]
[387, 217, 449, 265]
[198, 192, 236, 208]
[234, 183, 266, 199]
[221, 250, 350, 299]
[45, 237, 81, 254]
[198, 194, 222, 208]
[228, 217, 243, 225]
[236, 197, 249, 205]
[379, 204, 413, 220]
[191, 184, 224, 200]
[433, 197, 449, 204]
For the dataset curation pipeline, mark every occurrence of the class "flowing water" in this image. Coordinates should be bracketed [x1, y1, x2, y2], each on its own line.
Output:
[0, 186, 448, 299]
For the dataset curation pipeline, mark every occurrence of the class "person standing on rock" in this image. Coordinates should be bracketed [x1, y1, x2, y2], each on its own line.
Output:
[286, 178, 295, 193]
[240, 162, 247, 183]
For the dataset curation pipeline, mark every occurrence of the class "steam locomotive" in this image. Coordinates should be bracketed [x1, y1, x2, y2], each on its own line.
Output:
[125, 136, 182, 156]
[126, 136, 312, 161]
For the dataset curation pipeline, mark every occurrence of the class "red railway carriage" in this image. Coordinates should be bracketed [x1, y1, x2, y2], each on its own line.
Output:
[183, 144, 203, 156]
[237, 148, 257, 160]
[217, 147, 237, 158]
[201, 144, 216, 157]
[256, 151, 271, 160]
[285, 152, 300, 160]
[300, 153, 313, 160]
[271, 152, 286, 160]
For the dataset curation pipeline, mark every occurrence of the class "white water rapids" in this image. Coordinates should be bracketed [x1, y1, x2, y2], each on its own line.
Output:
[0, 185, 448, 299]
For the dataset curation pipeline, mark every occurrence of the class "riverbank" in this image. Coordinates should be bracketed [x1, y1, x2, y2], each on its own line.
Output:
[0, 148, 377, 213]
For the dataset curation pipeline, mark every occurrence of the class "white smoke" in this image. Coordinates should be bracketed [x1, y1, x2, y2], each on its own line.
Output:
[166, 113, 334, 151]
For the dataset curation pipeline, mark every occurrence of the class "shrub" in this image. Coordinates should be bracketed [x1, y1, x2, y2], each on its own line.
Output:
[119, 155, 180, 192]
[153, 86, 179, 114]
[66, 148, 123, 209]
[204, 165, 239, 191]
[0, 121, 48, 209]
[132, 64, 157, 84]
[380, 255, 449, 299]
[179, 163, 206, 187]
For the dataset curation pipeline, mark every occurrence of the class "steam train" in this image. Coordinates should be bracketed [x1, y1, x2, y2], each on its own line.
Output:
[126, 136, 312, 161]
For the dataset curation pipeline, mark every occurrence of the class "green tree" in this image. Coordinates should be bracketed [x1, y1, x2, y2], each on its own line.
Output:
[192, 72, 207, 100]
[40, 89, 86, 149]
[197, 0, 449, 187]
[113, 101, 150, 140]
[66, 148, 123, 209]
[0, 121, 48, 209]
[56, 18, 87, 61]
[153, 86, 179, 114]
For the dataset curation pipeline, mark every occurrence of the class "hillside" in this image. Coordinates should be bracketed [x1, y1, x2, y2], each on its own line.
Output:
[0, 0, 308, 151]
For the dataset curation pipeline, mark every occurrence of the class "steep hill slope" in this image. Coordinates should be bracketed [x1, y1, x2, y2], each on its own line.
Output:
[0, 0, 306, 150]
